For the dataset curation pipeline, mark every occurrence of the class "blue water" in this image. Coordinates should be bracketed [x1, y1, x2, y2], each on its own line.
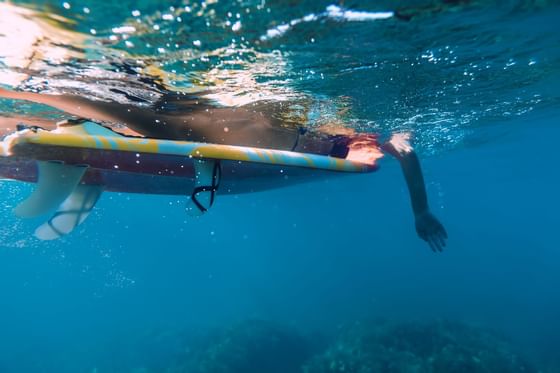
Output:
[1, 1, 560, 372]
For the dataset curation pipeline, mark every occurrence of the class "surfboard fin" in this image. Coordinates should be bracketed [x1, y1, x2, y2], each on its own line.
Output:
[34, 185, 103, 240]
[14, 161, 88, 218]
[186, 159, 221, 216]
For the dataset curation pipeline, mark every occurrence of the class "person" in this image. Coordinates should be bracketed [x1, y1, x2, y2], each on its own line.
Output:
[0, 86, 448, 251]
[0, 2, 447, 250]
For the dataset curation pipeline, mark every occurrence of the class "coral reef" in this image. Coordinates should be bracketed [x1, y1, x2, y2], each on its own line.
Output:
[303, 320, 535, 373]
[169, 319, 316, 373]
[114, 319, 537, 373]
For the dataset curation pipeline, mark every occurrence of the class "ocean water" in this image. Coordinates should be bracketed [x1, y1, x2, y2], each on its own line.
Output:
[1, 1, 559, 372]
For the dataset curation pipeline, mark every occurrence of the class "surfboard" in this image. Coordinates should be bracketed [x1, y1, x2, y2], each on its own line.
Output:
[0, 120, 379, 240]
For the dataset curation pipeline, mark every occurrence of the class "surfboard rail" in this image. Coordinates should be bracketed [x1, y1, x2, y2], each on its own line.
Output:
[3, 127, 378, 173]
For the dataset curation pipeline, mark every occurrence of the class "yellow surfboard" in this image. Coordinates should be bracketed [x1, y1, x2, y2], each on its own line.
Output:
[0, 120, 378, 240]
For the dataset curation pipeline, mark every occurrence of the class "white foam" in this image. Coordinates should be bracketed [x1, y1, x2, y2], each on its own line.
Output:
[260, 4, 393, 41]
[325, 5, 393, 21]
[111, 26, 136, 34]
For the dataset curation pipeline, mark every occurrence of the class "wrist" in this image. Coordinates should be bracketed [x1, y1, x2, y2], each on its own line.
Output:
[414, 208, 430, 219]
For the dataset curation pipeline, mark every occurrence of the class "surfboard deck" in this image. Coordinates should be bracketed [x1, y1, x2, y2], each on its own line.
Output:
[2, 121, 378, 174]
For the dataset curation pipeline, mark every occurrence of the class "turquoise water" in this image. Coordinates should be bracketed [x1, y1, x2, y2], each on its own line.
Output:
[1, 0, 560, 372]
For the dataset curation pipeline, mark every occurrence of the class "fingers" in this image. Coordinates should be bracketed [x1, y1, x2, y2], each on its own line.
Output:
[428, 236, 443, 252]
[419, 230, 441, 252]
[427, 237, 440, 252]
[427, 229, 447, 253]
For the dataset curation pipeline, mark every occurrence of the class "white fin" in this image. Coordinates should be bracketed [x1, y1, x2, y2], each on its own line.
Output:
[34, 185, 103, 240]
[14, 161, 87, 218]
[186, 159, 221, 216]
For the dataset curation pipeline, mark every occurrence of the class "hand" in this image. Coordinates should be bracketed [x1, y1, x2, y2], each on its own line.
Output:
[388, 132, 413, 155]
[415, 211, 448, 252]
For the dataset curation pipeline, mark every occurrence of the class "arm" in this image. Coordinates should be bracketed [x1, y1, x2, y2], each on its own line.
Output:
[382, 133, 447, 251]
[0, 87, 299, 149]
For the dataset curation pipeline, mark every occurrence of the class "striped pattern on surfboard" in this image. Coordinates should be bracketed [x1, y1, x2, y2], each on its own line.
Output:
[4, 127, 378, 173]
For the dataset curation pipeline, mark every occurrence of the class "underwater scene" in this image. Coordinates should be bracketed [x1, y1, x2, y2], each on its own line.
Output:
[1, 0, 559, 372]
